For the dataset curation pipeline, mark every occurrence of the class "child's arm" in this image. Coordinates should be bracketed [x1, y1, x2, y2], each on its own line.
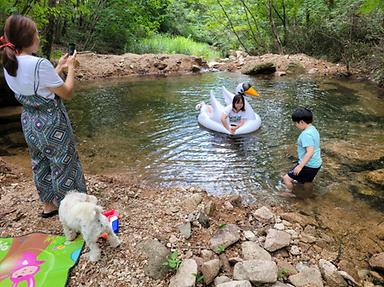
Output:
[231, 118, 247, 132]
[293, 146, 314, 175]
[221, 113, 232, 132]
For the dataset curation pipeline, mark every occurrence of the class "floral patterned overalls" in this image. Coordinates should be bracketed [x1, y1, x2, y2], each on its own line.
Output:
[14, 58, 86, 204]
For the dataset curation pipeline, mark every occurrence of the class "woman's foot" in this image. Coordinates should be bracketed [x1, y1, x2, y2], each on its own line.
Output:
[41, 202, 58, 218]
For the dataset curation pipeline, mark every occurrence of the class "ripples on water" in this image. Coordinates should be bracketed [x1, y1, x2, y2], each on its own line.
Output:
[70, 72, 384, 203]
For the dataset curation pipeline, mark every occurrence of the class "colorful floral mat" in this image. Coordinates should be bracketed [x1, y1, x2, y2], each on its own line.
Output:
[0, 233, 84, 287]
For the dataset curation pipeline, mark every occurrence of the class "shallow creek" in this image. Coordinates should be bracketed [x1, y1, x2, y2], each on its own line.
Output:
[1, 72, 384, 274]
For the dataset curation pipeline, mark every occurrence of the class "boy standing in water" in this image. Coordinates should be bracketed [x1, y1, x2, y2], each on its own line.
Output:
[282, 107, 322, 195]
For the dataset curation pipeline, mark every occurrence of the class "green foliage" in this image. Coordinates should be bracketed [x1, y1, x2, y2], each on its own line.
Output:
[218, 223, 226, 229]
[126, 34, 221, 60]
[163, 251, 181, 270]
[277, 267, 290, 279]
[193, 272, 204, 283]
[216, 244, 225, 254]
[1, 0, 383, 73]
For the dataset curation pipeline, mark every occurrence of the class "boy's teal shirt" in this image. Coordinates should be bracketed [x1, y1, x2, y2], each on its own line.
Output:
[297, 125, 322, 168]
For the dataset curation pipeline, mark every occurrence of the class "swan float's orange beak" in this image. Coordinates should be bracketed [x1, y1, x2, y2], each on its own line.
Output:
[244, 86, 259, 97]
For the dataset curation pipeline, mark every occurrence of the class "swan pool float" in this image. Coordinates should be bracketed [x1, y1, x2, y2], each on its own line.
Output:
[197, 83, 262, 135]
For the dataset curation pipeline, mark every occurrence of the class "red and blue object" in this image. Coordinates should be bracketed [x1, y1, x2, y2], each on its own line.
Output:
[100, 209, 120, 239]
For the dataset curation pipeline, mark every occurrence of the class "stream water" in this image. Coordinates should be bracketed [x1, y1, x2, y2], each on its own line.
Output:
[1, 71, 384, 273]
[65, 72, 384, 204]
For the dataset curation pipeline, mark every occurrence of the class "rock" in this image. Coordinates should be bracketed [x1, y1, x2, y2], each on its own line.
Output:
[140, 239, 169, 280]
[289, 267, 323, 287]
[191, 65, 201, 73]
[264, 229, 291, 252]
[338, 270, 359, 286]
[177, 222, 192, 239]
[289, 245, 301, 256]
[204, 200, 216, 216]
[319, 259, 348, 287]
[224, 201, 234, 210]
[243, 230, 256, 241]
[275, 259, 297, 276]
[280, 212, 317, 226]
[308, 68, 318, 74]
[241, 62, 276, 75]
[219, 253, 231, 274]
[154, 62, 167, 70]
[201, 249, 215, 262]
[214, 276, 231, 285]
[271, 283, 294, 287]
[201, 259, 221, 285]
[275, 71, 286, 76]
[369, 252, 384, 270]
[198, 211, 210, 228]
[169, 259, 197, 287]
[227, 195, 242, 207]
[254, 206, 275, 222]
[183, 193, 203, 210]
[366, 169, 384, 187]
[300, 232, 317, 243]
[210, 224, 241, 253]
[233, 260, 277, 284]
[241, 241, 272, 261]
[286, 62, 306, 75]
[216, 281, 252, 287]
[274, 223, 285, 230]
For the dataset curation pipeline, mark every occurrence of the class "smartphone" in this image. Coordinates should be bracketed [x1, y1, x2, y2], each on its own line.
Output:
[68, 43, 76, 55]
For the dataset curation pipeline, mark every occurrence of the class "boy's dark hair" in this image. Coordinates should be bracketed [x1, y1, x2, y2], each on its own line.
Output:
[232, 94, 245, 111]
[292, 107, 313, 124]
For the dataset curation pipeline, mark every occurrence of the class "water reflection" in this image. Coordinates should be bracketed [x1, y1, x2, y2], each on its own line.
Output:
[65, 73, 384, 205]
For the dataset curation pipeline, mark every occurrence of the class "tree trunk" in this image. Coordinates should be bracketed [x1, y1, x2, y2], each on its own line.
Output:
[41, 0, 56, 60]
[216, 0, 250, 54]
[267, 0, 284, 54]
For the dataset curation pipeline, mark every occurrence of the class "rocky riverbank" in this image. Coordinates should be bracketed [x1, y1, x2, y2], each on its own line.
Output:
[72, 51, 354, 82]
[1, 157, 384, 287]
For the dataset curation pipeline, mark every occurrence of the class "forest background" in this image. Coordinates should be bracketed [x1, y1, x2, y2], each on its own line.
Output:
[0, 0, 383, 85]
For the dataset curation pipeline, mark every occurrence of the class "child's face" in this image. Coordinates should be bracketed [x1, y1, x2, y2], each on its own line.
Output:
[234, 99, 244, 111]
[294, 120, 306, 130]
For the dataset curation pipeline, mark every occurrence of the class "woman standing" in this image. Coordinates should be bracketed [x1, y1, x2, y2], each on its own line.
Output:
[1, 14, 86, 218]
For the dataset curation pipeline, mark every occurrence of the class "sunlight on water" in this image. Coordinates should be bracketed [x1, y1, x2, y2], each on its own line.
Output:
[68, 73, 384, 204]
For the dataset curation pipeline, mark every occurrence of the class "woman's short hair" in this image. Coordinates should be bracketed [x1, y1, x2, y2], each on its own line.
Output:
[291, 107, 313, 124]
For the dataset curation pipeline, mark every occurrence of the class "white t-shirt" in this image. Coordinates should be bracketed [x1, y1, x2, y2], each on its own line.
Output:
[4, 55, 64, 99]
[224, 105, 247, 126]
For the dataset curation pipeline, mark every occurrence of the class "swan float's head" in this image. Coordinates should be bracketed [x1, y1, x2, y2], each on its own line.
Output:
[236, 82, 259, 97]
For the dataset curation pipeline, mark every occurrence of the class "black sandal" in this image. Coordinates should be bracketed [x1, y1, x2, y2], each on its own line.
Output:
[41, 209, 58, 218]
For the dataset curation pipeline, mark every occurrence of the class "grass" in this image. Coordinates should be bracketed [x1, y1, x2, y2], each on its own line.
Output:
[126, 34, 221, 61]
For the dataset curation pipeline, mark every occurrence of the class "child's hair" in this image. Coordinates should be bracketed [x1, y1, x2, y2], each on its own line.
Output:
[291, 107, 313, 124]
[232, 94, 245, 111]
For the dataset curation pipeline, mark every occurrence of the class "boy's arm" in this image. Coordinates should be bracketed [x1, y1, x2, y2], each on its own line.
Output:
[293, 146, 314, 175]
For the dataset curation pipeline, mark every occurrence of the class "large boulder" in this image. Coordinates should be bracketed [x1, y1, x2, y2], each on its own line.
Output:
[241, 62, 276, 75]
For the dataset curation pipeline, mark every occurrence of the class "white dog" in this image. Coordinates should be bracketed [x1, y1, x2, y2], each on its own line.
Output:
[59, 191, 121, 262]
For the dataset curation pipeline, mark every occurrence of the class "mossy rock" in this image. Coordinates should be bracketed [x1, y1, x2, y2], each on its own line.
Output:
[286, 62, 306, 75]
[241, 62, 276, 75]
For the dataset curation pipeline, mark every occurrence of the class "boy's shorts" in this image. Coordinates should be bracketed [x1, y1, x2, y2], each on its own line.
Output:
[287, 163, 321, 183]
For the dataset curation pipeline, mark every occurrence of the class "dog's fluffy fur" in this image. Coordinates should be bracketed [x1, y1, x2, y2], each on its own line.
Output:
[59, 192, 121, 262]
